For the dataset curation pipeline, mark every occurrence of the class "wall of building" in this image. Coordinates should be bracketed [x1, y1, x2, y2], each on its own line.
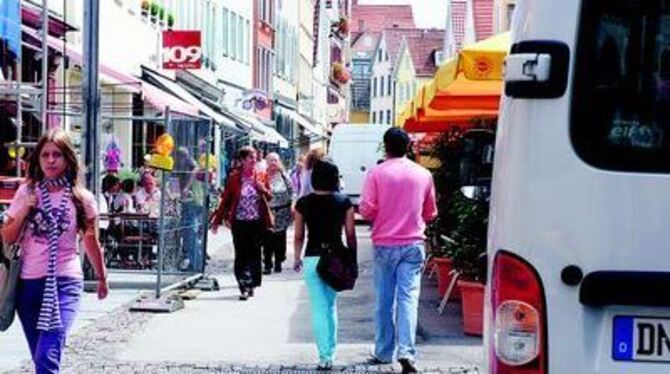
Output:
[297, 0, 315, 123]
[273, 0, 299, 105]
[369, 37, 394, 126]
[203, 1, 254, 110]
[494, 0, 516, 33]
[312, 0, 331, 135]
[393, 44, 416, 125]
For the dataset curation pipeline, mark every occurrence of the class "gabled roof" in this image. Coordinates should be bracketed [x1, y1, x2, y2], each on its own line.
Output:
[405, 36, 444, 76]
[351, 3, 415, 35]
[351, 31, 380, 59]
[376, 28, 444, 67]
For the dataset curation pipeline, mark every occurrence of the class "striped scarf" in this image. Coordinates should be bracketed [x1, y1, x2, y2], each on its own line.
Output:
[36, 176, 72, 331]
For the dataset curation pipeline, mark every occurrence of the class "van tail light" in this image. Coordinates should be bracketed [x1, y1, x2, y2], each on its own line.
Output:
[490, 251, 547, 374]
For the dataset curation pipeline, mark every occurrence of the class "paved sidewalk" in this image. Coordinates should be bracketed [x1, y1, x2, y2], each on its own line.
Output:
[3, 227, 483, 373]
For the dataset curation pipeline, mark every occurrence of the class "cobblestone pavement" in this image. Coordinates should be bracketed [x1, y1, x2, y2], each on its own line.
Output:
[3, 230, 482, 374]
[5, 299, 479, 374]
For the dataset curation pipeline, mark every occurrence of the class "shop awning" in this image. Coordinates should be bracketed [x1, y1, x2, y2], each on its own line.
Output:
[230, 109, 289, 148]
[139, 81, 199, 117]
[142, 68, 241, 133]
[426, 32, 509, 111]
[399, 32, 510, 133]
[280, 108, 325, 138]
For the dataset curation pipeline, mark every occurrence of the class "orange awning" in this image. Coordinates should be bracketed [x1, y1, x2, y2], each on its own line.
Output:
[427, 74, 502, 111]
[404, 107, 498, 133]
[399, 32, 510, 133]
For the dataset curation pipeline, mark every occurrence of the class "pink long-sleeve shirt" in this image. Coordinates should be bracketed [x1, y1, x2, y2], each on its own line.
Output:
[360, 157, 437, 246]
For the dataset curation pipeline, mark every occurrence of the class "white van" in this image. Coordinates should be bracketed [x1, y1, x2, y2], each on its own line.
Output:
[329, 124, 389, 206]
[485, 1, 670, 373]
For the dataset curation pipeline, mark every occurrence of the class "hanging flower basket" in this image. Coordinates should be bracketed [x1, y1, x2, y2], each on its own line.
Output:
[331, 63, 349, 84]
[167, 13, 175, 29]
[338, 16, 349, 35]
[150, 1, 159, 23]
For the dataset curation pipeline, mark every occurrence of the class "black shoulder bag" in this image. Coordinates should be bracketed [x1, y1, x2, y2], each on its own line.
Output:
[317, 241, 358, 292]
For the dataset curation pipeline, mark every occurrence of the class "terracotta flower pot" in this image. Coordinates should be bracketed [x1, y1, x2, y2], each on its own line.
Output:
[434, 257, 461, 300]
[458, 280, 485, 336]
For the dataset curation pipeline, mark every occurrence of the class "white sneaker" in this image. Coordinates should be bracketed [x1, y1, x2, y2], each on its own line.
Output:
[317, 360, 333, 371]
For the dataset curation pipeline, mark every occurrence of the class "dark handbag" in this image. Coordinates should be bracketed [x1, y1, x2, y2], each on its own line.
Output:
[317, 242, 358, 292]
[0, 239, 22, 332]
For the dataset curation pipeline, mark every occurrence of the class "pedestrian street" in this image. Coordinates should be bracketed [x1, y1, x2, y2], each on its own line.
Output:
[3, 227, 482, 374]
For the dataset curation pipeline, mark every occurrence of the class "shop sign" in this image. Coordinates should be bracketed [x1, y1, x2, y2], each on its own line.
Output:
[162, 31, 201, 69]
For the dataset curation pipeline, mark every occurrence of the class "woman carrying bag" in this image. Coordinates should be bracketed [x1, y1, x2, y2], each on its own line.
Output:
[1, 129, 108, 373]
[210, 146, 273, 301]
[263, 152, 293, 274]
[293, 160, 357, 370]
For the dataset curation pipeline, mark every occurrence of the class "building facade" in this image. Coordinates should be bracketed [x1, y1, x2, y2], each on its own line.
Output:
[252, 0, 275, 121]
[369, 29, 443, 127]
[393, 35, 444, 125]
[349, 31, 377, 124]
[349, 0, 414, 125]
[325, 0, 351, 129]
[273, 0, 299, 158]
[494, 0, 516, 33]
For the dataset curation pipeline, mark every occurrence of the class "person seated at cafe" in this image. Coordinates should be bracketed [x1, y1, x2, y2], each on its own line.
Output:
[102, 174, 121, 209]
[135, 172, 161, 219]
[117, 179, 136, 213]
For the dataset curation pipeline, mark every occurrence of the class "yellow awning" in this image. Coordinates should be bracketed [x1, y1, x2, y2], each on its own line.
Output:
[398, 32, 510, 133]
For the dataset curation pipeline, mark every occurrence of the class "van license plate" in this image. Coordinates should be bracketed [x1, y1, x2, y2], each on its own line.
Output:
[613, 316, 670, 362]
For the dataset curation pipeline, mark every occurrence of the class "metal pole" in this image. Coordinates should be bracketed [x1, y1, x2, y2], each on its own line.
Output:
[201, 119, 213, 273]
[15, 65, 22, 176]
[40, 0, 49, 133]
[155, 107, 171, 299]
[83, 0, 100, 194]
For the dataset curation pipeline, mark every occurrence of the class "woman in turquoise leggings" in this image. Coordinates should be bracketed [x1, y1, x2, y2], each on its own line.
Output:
[293, 160, 357, 370]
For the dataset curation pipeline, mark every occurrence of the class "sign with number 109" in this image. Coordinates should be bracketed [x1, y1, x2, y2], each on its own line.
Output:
[162, 30, 201, 69]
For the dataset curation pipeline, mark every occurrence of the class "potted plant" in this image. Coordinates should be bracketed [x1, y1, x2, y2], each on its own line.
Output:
[150, 1, 159, 23]
[158, 6, 166, 27]
[140, 0, 150, 17]
[428, 121, 496, 336]
[167, 13, 175, 30]
[445, 190, 488, 336]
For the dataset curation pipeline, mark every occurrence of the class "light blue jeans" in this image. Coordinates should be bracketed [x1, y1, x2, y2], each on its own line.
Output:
[303, 256, 338, 363]
[373, 242, 425, 362]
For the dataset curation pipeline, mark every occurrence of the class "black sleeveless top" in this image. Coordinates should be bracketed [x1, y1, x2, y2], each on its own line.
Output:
[295, 192, 352, 257]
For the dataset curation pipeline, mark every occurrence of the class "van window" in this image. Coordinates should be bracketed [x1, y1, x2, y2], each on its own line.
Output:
[572, 0, 670, 172]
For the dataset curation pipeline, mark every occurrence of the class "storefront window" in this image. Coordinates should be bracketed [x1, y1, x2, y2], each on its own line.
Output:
[572, 0, 670, 172]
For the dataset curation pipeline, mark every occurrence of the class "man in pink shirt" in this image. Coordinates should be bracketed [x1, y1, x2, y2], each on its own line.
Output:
[360, 128, 437, 373]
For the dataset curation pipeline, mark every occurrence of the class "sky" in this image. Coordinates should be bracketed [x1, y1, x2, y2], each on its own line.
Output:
[357, 0, 447, 29]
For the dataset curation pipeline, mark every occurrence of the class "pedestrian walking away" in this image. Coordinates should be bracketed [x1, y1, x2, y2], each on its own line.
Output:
[1, 129, 109, 374]
[359, 127, 437, 374]
[293, 159, 357, 370]
[290, 153, 306, 196]
[297, 148, 326, 199]
[210, 146, 274, 301]
[263, 152, 293, 274]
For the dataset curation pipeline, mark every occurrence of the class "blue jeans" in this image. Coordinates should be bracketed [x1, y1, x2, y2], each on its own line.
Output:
[181, 201, 204, 271]
[373, 243, 425, 362]
[303, 256, 338, 363]
[16, 277, 83, 374]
